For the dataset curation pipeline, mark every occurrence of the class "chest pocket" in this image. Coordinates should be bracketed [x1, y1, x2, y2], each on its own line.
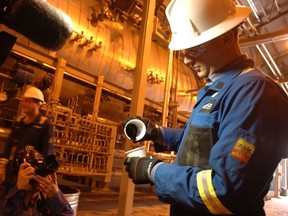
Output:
[177, 124, 214, 169]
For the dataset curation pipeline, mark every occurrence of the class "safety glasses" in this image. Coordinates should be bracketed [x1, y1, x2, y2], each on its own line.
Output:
[185, 40, 214, 58]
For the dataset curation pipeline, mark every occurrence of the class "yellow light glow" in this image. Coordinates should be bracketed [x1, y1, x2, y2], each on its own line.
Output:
[147, 69, 165, 84]
[119, 58, 136, 71]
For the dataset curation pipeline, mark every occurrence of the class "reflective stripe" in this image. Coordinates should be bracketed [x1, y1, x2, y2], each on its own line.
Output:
[197, 170, 232, 215]
[239, 67, 254, 76]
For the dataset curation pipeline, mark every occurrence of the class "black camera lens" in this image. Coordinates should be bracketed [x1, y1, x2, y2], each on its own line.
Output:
[13, 147, 59, 183]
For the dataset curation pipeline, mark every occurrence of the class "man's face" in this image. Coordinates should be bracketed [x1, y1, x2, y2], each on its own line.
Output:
[184, 36, 223, 78]
[21, 98, 40, 115]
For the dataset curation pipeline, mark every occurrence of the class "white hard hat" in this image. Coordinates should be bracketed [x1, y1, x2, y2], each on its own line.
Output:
[165, 0, 252, 50]
[23, 86, 45, 103]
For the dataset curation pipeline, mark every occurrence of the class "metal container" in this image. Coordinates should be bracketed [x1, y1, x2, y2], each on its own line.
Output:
[59, 185, 81, 216]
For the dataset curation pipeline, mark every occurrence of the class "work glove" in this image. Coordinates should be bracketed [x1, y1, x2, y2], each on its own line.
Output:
[122, 116, 163, 143]
[124, 156, 162, 184]
[0, 158, 8, 184]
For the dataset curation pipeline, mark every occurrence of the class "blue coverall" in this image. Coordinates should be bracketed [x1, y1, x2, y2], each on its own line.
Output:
[152, 57, 288, 215]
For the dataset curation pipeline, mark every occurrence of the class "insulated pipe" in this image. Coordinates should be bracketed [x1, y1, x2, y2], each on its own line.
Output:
[256, 45, 278, 78]
[261, 44, 283, 78]
[50, 57, 66, 103]
[237, 0, 283, 80]
[93, 75, 104, 119]
[162, 49, 173, 127]
[117, 1, 156, 216]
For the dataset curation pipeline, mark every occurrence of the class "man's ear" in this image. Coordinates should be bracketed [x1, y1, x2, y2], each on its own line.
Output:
[222, 30, 234, 45]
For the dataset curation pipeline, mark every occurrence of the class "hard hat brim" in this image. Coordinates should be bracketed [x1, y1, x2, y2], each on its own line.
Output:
[23, 86, 45, 103]
[168, 6, 251, 51]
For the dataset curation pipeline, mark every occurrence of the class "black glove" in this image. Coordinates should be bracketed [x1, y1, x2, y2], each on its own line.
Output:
[124, 156, 162, 184]
[123, 116, 162, 143]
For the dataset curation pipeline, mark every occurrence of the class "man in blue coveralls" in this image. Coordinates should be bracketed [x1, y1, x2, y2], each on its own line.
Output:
[123, 0, 288, 215]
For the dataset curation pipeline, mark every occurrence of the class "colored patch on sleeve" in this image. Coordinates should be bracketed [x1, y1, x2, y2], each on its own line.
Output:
[230, 138, 255, 164]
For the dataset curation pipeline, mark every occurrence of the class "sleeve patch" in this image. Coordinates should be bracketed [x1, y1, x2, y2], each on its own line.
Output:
[230, 138, 255, 164]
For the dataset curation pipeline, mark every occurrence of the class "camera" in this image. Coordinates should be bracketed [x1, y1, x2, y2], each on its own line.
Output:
[13, 147, 59, 184]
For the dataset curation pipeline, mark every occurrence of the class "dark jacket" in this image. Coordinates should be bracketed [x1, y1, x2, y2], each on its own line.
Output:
[1, 114, 54, 160]
[1, 185, 74, 216]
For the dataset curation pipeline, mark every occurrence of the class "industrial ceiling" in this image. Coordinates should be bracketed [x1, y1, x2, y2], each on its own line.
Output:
[0, 0, 287, 122]
[238, 0, 288, 94]
[82, 0, 288, 93]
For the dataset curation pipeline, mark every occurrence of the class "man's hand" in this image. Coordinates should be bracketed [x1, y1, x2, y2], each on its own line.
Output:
[123, 116, 163, 143]
[16, 163, 36, 190]
[124, 156, 162, 184]
[36, 172, 59, 199]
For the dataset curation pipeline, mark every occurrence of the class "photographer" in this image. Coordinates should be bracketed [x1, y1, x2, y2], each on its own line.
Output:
[0, 148, 74, 216]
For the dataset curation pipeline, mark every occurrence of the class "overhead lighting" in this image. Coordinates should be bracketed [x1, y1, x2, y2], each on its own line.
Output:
[119, 58, 135, 71]
[70, 31, 84, 42]
[147, 69, 165, 85]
